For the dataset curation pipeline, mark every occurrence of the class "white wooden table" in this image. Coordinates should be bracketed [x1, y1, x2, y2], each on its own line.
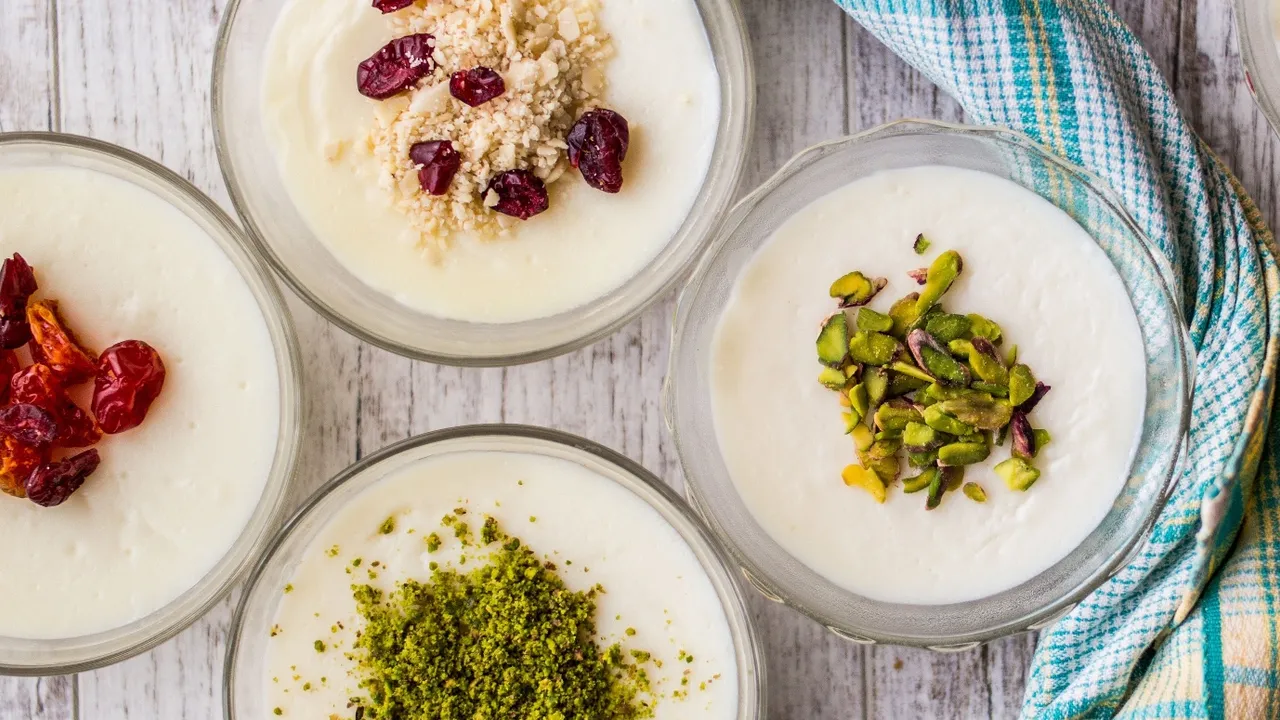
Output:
[0, 0, 1268, 717]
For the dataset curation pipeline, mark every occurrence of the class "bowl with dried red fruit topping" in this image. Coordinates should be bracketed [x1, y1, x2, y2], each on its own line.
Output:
[0, 133, 302, 675]
[214, 0, 753, 364]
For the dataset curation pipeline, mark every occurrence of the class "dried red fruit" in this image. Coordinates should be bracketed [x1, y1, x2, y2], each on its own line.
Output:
[567, 109, 630, 193]
[93, 340, 166, 435]
[57, 400, 101, 448]
[372, 0, 414, 13]
[0, 435, 48, 498]
[0, 254, 37, 318]
[486, 170, 549, 220]
[0, 351, 20, 405]
[25, 449, 100, 507]
[356, 34, 436, 100]
[0, 254, 37, 350]
[11, 363, 62, 414]
[449, 67, 505, 107]
[409, 141, 461, 195]
[0, 403, 58, 448]
[27, 300, 97, 384]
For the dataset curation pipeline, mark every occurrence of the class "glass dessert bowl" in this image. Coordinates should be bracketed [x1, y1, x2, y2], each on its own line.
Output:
[224, 425, 764, 719]
[213, 0, 753, 365]
[0, 133, 302, 675]
[1235, 0, 1280, 135]
[665, 120, 1192, 648]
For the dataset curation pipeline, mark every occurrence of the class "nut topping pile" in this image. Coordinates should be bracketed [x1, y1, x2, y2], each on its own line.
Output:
[0, 254, 166, 507]
[816, 237, 1052, 509]
[354, 0, 628, 247]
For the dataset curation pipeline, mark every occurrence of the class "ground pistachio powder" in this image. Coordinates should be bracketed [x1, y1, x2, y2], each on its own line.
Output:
[348, 516, 656, 720]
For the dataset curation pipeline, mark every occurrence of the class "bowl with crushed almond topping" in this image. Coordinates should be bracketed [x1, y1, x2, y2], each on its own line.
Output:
[665, 120, 1191, 648]
[214, 0, 753, 365]
[0, 134, 302, 675]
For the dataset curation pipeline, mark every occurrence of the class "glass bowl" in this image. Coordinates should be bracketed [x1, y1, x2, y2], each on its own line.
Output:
[223, 425, 765, 718]
[664, 119, 1193, 649]
[1235, 0, 1280, 134]
[212, 0, 754, 366]
[0, 133, 303, 675]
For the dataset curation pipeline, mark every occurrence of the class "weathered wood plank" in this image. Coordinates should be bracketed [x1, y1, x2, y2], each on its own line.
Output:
[0, 2, 77, 718]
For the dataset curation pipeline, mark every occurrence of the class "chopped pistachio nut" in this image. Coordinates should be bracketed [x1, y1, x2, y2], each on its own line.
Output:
[842, 464, 887, 503]
[378, 516, 396, 535]
[820, 247, 1052, 508]
[913, 233, 932, 254]
[995, 457, 1041, 491]
[817, 313, 850, 367]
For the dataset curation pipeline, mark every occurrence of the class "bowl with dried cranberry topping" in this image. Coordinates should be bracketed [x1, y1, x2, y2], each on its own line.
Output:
[214, 0, 753, 364]
[0, 134, 302, 675]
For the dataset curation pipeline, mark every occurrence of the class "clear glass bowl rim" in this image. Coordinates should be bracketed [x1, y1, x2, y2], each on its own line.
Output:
[222, 424, 767, 719]
[210, 0, 756, 367]
[1234, 0, 1280, 136]
[665, 118, 1194, 648]
[0, 131, 305, 675]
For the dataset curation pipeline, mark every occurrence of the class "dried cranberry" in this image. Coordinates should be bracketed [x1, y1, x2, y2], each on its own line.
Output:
[372, 0, 414, 12]
[0, 254, 37, 317]
[0, 317, 30, 350]
[92, 340, 166, 435]
[449, 67, 505, 107]
[409, 141, 461, 195]
[567, 109, 630, 193]
[356, 34, 436, 100]
[0, 351, 19, 404]
[0, 403, 58, 448]
[25, 449, 100, 507]
[486, 170, 549, 220]
[11, 364, 62, 414]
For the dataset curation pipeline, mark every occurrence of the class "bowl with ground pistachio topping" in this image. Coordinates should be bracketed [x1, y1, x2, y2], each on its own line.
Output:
[666, 120, 1191, 648]
[225, 425, 764, 719]
[214, 0, 753, 365]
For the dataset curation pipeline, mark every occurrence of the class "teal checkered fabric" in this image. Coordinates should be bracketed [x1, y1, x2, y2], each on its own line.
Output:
[832, 1, 1280, 718]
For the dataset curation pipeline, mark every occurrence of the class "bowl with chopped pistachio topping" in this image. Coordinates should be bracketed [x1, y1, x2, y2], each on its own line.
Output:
[666, 119, 1191, 648]
[225, 425, 764, 719]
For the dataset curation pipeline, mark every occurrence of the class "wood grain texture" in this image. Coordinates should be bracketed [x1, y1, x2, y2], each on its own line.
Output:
[6, 0, 1276, 717]
[0, 3, 75, 718]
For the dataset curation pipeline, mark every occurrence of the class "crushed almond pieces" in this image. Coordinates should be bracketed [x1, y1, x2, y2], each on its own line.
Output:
[365, 0, 614, 250]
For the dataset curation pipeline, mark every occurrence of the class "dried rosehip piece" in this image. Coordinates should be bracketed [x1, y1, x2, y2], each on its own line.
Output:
[486, 170, 549, 220]
[356, 34, 436, 100]
[93, 340, 166, 435]
[409, 141, 461, 196]
[0, 403, 58, 448]
[25, 449, 100, 508]
[27, 300, 97, 384]
[372, 0, 414, 13]
[0, 435, 48, 499]
[567, 109, 630, 194]
[449, 67, 505, 107]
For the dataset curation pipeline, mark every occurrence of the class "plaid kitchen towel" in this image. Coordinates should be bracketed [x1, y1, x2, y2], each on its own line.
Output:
[831, 1, 1280, 718]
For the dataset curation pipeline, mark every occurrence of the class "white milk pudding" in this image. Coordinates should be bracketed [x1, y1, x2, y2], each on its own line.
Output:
[0, 166, 280, 639]
[261, 0, 721, 323]
[265, 450, 738, 719]
[710, 166, 1146, 605]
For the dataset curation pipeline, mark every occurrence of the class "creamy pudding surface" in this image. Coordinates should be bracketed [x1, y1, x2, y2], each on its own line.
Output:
[261, 0, 721, 323]
[711, 166, 1146, 605]
[266, 450, 738, 719]
[0, 167, 279, 639]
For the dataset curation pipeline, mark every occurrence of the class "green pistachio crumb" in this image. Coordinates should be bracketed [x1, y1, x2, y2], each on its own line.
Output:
[480, 516, 500, 545]
[314, 640, 326, 653]
[283, 584, 293, 594]
[625, 627, 636, 636]
[302, 682, 311, 691]
[425, 533, 442, 553]
[273, 708, 282, 716]
[347, 516, 656, 719]
[326, 545, 340, 557]
[378, 516, 396, 535]
[351, 558, 362, 567]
